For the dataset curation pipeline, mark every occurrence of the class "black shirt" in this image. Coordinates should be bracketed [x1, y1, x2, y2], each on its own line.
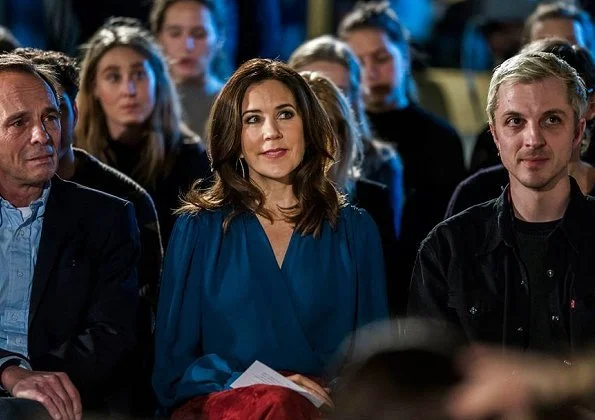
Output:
[514, 218, 561, 352]
[70, 148, 162, 303]
[105, 136, 211, 243]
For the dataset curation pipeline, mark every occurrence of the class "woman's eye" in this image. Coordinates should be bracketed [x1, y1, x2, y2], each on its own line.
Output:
[134, 71, 147, 80]
[244, 115, 259, 124]
[279, 110, 294, 119]
[166, 29, 182, 38]
[374, 53, 391, 63]
[106, 73, 120, 83]
[191, 29, 207, 39]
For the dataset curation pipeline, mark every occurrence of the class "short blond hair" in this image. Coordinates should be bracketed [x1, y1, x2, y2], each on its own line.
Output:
[486, 51, 587, 126]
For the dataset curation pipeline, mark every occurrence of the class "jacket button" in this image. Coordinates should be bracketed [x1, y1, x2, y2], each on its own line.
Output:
[469, 306, 478, 315]
[546, 269, 554, 278]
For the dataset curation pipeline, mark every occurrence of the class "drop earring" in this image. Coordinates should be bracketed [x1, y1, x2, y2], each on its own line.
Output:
[236, 158, 246, 179]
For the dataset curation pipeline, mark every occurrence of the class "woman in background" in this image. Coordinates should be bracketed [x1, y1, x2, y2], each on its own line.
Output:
[150, 0, 230, 137]
[289, 35, 404, 236]
[76, 17, 210, 242]
[300, 70, 403, 315]
[152, 58, 388, 419]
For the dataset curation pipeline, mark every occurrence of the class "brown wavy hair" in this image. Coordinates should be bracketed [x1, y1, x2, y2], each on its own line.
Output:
[179, 58, 344, 237]
[75, 17, 193, 187]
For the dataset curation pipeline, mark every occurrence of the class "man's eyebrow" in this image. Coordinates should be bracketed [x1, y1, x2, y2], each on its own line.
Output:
[501, 111, 522, 119]
[42, 105, 60, 115]
[4, 110, 27, 123]
[542, 108, 568, 117]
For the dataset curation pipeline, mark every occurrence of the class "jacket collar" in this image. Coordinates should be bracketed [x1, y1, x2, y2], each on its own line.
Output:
[29, 176, 80, 326]
[478, 176, 586, 255]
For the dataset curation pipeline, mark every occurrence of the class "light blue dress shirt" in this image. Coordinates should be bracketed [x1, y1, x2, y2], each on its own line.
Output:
[0, 184, 50, 359]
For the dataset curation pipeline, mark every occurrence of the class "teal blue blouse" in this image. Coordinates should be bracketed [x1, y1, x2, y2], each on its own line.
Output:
[152, 205, 388, 409]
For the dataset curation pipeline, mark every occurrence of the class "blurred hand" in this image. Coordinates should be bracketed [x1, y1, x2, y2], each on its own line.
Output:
[1, 366, 82, 420]
[447, 345, 577, 420]
[287, 373, 334, 412]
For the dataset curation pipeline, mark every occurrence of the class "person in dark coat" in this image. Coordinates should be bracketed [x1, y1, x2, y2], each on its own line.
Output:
[409, 51, 595, 359]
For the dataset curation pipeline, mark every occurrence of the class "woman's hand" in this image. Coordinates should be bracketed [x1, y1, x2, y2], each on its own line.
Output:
[287, 373, 334, 412]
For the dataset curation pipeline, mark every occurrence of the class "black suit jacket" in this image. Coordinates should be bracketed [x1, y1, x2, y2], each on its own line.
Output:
[0, 177, 140, 405]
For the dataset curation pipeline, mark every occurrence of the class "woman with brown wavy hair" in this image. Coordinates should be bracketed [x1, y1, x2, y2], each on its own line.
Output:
[152, 58, 388, 419]
[75, 17, 210, 243]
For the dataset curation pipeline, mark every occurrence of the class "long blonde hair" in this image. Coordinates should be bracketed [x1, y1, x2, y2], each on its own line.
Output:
[76, 17, 191, 187]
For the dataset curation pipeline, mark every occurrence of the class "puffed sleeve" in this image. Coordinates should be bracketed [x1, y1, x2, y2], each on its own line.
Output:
[152, 212, 242, 410]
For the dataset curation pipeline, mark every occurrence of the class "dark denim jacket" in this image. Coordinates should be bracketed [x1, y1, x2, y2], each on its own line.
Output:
[408, 177, 595, 356]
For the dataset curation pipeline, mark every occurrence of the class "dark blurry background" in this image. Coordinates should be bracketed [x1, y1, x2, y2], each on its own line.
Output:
[0, 0, 588, 68]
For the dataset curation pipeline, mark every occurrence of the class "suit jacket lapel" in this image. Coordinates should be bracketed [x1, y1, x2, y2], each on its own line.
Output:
[29, 177, 74, 326]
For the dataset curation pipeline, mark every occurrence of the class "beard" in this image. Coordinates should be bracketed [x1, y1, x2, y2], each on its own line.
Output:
[512, 164, 567, 192]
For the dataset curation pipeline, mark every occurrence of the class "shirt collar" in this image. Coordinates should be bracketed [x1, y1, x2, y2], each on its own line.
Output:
[478, 176, 585, 255]
[0, 181, 52, 226]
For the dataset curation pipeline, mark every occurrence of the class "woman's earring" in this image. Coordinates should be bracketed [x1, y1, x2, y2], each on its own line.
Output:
[236, 158, 246, 179]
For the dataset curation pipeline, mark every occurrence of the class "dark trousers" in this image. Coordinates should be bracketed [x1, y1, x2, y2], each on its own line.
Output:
[0, 398, 51, 420]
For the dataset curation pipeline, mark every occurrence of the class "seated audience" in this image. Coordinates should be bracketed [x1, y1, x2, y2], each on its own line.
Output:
[446, 38, 595, 218]
[470, 1, 595, 172]
[0, 54, 139, 419]
[15, 47, 163, 307]
[152, 58, 388, 419]
[300, 70, 403, 315]
[339, 1, 467, 280]
[14, 47, 163, 416]
[409, 52, 595, 359]
[75, 17, 210, 243]
[288, 35, 404, 236]
[150, 0, 229, 138]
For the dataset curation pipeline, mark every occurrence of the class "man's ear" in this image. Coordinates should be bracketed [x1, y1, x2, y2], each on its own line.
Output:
[574, 117, 587, 149]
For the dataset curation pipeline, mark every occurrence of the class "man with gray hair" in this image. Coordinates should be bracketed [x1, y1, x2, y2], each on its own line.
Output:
[408, 51, 595, 357]
[0, 54, 139, 420]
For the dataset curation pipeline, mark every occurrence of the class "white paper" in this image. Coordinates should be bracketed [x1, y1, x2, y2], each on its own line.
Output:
[230, 360, 324, 408]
